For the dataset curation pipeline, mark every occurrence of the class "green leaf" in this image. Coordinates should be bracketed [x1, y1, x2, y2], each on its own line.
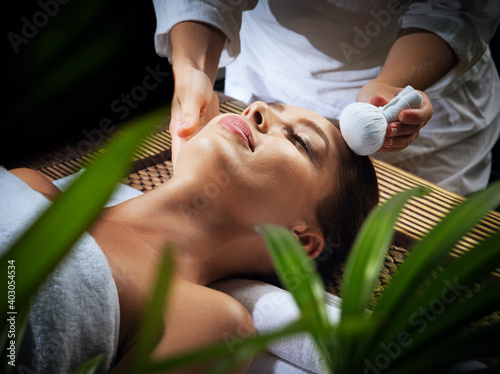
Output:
[145, 321, 306, 373]
[130, 249, 175, 373]
[374, 180, 500, 317]
[388, 322, 500, 374]
[0, 106, 169, 344]
[334, 186, 429, 372]
[205, 321, 308, 374]
[390, 277, 500, 372]
[354, 182, 500, 362]
[73, 354, 105, 374]
[341, 186, 429, 317]
[257, 224, 334, 372]
[357, 180, 500, 372]
[374, 227, 500, 369]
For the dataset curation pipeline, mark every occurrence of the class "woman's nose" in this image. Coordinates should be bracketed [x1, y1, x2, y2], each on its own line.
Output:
[242, 101, 270, 133]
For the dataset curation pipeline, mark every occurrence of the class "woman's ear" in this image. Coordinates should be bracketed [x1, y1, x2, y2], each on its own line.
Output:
[291, 224, 325, 259]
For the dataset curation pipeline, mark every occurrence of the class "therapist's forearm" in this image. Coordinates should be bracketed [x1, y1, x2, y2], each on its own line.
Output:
[376, 28, 458, 90]
[171, 21, 226, 84]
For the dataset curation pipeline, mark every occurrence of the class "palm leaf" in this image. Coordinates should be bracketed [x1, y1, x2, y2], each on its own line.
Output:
[355, 180, 500, 372]
[130, 249, 175, 373]
[333, 187, 429, 372]
[257, 224, 334, 372]
[145, 321, 306, 373]
[389, 322, 500, 374]
[375, 228, 500, 371]
[72, 354, 104, 374]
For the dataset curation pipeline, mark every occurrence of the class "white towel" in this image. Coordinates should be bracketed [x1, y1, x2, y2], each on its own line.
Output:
[212, 278, 342, 374]
[248, 351, 317, 374]
[0, 167, 121, 373]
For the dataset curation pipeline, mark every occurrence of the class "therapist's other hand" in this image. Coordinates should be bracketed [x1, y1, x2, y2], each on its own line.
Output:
[170, 66, 220, 165]
[357, 81, 433, 153]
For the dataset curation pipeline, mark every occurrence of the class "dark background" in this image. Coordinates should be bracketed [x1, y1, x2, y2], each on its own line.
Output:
[1, 1, 174, 165]
[2, 1, 500, 186]
[490, 30, 500, 184]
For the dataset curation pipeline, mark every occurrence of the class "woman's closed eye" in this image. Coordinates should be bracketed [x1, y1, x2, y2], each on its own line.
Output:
[287, 128, 311, 153]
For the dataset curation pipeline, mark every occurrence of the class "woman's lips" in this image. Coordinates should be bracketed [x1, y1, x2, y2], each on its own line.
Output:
[217, 115, 255, 151]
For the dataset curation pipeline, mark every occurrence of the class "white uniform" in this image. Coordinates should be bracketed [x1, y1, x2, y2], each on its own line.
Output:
[153, 0, 500, 196]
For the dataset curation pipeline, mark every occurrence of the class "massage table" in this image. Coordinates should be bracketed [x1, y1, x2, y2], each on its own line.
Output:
[9, 92, 500, 370]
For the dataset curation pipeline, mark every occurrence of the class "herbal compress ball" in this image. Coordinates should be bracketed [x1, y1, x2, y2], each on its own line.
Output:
[340, 86, 423, 155]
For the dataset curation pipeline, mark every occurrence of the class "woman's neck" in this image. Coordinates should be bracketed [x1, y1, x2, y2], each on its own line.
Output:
[100, 177, 270, 286]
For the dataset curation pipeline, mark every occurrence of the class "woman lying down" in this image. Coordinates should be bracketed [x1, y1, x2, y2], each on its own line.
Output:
[1, 101, 379, 373]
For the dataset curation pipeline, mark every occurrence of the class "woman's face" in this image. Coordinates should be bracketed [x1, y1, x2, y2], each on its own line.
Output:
[175, 101, 349, 226]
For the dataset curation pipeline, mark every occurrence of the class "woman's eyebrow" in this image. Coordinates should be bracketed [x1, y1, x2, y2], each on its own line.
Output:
[268, 101, 286, 112]
[299, 118, 331, 154]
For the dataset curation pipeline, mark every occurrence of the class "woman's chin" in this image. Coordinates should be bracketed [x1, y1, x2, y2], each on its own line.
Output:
[175, 132, 241, 176]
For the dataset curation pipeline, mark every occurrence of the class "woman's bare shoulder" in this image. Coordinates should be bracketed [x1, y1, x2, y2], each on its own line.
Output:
[9, 168, 61, 200]
[174, 280, 255, 337]
[163, 281, 255, 371]
[115, 280, 255, 373]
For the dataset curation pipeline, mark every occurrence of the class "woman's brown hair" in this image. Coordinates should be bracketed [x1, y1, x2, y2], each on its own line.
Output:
[315, 149, 379, 293]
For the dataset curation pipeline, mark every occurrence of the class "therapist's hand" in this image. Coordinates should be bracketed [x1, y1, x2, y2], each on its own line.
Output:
[170, 66, 220, 166]
[169, 21, 225, 167]
[357, 81, 433, 153]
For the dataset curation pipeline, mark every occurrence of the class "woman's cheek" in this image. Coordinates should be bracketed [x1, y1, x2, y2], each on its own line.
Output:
[264, 147, 308, 189]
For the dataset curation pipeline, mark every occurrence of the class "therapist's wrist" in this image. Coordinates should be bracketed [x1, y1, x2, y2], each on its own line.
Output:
[357, 80, 402, 104]
[171, 21, 225, 84]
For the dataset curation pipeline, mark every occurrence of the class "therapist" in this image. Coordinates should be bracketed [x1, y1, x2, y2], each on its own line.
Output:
[152, 0, 500, 196]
